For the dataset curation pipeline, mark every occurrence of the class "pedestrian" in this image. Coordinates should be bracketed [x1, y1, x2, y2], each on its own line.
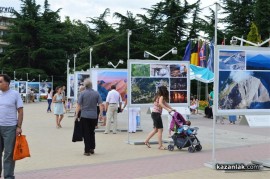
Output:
[0, 74, 23, 179]
[75, 79, 103, 156]
[104, 85, 122, 134]
[52, 86, 64, 128]
[62, 86, 67, 113]
[204, 87, 214, 118]
[144, 86, 175, 150]
[47, 87, 53, 113]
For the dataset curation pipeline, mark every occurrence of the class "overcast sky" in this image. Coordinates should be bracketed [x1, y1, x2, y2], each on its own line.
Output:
[2, 0, 218, 23]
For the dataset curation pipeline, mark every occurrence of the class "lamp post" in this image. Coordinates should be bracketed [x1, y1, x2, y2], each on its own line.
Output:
[14, 71, 16, 80]
[108, 59, 124, 69]
[26, 73, 28, 82]
[73, 54, 77, 73]
[38, 74, 40, 82]
[127, 29, 132, 60]
[67, 59, 70, 87]
[51, 75, 54, 85]
[144, 47, 177, 60]
[89, 47, 93, 69]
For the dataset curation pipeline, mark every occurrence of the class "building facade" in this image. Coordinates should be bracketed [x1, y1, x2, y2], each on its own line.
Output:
[0, 16, 11, 54]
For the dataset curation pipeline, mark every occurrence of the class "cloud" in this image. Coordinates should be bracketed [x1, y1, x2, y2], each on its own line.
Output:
[229, 71, 253, 83]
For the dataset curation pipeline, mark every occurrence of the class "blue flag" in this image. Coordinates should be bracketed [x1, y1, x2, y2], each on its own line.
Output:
[207, 41, 214, 72]
[182, 41, 191, 61]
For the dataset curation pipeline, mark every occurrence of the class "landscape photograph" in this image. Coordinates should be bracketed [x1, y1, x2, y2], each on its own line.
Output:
[170, 91, 187, 103]
[246, 51, 270, 70]
[219, 71, 270, 110]
[27, 82, 40, 94]
[131, 78, 169, 104]
[97, 70, 127, 101]
[150, 64, 170, 77]
[219, 50, 246, 70]
[170, 78, 187, 90]
[131, 64, 150, 77]
[40, 82, 53, 95]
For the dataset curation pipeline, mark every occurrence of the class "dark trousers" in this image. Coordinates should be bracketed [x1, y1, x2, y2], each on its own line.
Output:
[204, 106, 213, 118]
[47, 99, 52, 112]
[81, 117, 96, 153]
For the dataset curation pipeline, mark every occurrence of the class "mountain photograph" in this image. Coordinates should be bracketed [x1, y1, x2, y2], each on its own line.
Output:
[219, 71, 270, 110]
[219, 50, 246, 70]
[246, 53, 270, 70]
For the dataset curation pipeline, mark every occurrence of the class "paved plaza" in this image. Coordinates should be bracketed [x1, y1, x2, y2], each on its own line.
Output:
[14, 102, 270, 179]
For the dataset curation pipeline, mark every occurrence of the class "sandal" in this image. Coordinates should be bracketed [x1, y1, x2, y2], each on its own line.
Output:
[158, 146, 167, 150]
[144, 142, 151, 148]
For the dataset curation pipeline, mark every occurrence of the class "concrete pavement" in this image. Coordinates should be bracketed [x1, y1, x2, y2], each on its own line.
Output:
[13, 102, 270, 178]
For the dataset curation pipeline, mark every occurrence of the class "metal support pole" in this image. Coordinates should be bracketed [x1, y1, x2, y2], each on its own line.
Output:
[89, 47, 93, 69]
[73, 54, 77, 73]
[127, 30, 132, 60]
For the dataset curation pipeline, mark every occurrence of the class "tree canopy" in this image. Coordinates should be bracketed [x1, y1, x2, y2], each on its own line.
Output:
[0, 0, 269, 85]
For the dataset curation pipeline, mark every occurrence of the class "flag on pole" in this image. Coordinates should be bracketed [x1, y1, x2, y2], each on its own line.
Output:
[207, 41, 214, 72]
[199, 42, 206, 67]
[190, 41, 199, 66]
[182, 41, 191, 61]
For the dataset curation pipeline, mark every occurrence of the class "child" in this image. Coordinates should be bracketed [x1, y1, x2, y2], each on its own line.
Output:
[177, 121, 196, 136]
[100, 103, 107, 126]
[66, 98, 71, 113]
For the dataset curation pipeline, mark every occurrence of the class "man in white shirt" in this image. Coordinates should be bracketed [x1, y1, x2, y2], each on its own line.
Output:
[104, 85, 122, 134]
[0, 74, 23, 179]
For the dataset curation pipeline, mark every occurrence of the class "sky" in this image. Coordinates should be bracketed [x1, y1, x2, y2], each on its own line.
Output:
[1, 0, 219, 23]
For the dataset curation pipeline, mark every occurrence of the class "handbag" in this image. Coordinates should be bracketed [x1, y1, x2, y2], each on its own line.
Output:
[72, 119, 83, 142]
[13, 135, 30, 160]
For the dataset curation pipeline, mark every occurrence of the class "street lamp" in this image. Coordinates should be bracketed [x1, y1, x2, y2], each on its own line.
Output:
[14, 71, 16, 80]
[38, 74, 40, 82]
[89, 47, 93, 69]
[26, 73, 28, 82]
[73, 54, 77, 73]
[144, 47, 177, 60]
[108, 59, 124, 69]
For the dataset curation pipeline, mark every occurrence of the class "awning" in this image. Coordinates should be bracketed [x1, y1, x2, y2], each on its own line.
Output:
[190, 64, 214, 83]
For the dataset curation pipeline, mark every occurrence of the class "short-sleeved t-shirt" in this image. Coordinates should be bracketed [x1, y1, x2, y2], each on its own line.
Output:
[209, 91, 214, 106]
[78, 88, 102, 119]
[0, 89, 23, 126]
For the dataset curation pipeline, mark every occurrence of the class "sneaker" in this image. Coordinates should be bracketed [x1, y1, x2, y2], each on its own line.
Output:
[104, 132, 108, 134]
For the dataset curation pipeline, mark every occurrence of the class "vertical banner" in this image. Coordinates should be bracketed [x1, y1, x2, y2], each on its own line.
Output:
[214, 46, 270, 115]
[74, 72, 91, 101]
[91, 69, 127, 102]
[128, 60, 190, 107]
[67, 74, 75, 98]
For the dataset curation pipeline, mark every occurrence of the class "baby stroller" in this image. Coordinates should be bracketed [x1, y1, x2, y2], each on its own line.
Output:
[168, 112, 202, 153]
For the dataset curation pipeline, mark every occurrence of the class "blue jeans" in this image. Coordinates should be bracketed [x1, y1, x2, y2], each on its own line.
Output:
[0, 126, 16, 179]
[47, 99, 52, 112]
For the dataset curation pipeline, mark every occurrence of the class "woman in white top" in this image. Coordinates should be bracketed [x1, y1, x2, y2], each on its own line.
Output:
[47, 88, 53, 113]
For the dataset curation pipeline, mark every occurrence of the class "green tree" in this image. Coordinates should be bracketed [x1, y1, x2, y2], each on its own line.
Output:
[246, 22, 261, 45]
[254, 0, 270, 41]
[222, 0, 255, 40]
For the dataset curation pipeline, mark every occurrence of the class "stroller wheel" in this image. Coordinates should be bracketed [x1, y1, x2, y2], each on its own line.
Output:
[177, 146, 182, 150]
[168, 144, 174, 151]
[188, 146, 195, 153]
[195, 144, 202, 151]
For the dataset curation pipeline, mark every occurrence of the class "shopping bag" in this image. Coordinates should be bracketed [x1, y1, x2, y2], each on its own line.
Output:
[72, 119, 83, 142]
[13, 135, 30, 160]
